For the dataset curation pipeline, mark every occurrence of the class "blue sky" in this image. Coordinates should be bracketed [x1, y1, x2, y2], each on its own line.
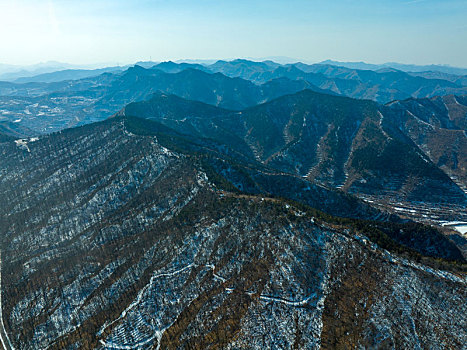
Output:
[0, 0, 466, 66]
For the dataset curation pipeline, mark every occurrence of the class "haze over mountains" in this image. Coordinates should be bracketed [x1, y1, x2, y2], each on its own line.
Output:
[0, 58, 466, 349]
[320, 60, 467, 76]
[0, 61, 120, 82]
[3, 58, 467, 81]
[0, 59, 466, 135]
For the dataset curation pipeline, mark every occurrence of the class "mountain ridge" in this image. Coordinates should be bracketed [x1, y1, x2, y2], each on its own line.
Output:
[120, 89, 467, 205]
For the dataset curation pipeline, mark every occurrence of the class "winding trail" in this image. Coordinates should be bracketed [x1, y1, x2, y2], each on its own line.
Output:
[99, 260, 317, 349]
[98, 263, 194, 349]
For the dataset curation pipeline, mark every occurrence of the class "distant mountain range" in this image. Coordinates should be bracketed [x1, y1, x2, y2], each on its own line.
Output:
[1, 59, 466, 103]
[0, 61, 115, 81]
[3, 58, 466, 80]
[320, 60, 467, 76]
[0, 61, 75, 78]
[13, 67, 124, 84]
[0, 65, 328, 133]
[0, 60, 465, 135]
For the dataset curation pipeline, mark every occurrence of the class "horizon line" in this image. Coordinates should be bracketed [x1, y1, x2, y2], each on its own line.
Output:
[1, 57, 467, 70]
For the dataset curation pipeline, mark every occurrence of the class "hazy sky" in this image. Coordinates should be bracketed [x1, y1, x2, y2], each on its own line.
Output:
[0, 0, 466, 66]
